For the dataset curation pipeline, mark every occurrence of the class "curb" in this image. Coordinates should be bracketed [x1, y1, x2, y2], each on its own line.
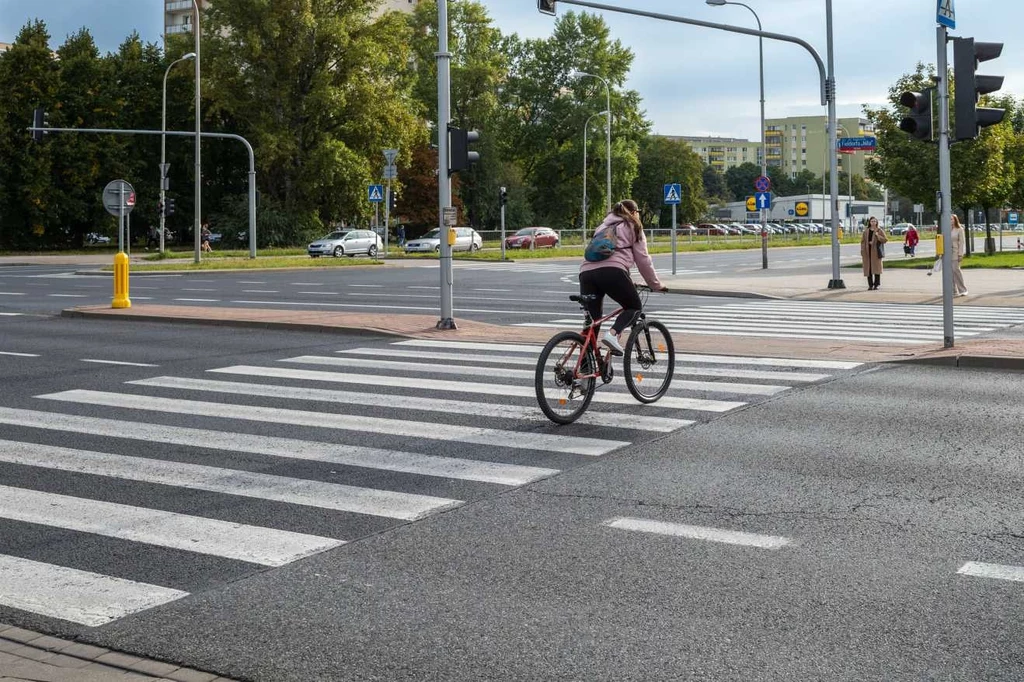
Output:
[664, 288, 780, 300]
[888, 354, 1024, 370]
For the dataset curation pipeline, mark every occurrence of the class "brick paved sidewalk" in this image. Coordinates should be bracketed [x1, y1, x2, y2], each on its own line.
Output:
[0, 624, 235, 682]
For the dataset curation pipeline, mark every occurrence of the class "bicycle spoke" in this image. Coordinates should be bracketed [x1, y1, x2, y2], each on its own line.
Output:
[623, 320, 675, 403]
[535, 332, 596, 424]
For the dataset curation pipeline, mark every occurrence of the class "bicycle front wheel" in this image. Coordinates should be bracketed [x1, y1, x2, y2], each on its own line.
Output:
[623, 319, 675, 403]
[535, 331, 597, 424]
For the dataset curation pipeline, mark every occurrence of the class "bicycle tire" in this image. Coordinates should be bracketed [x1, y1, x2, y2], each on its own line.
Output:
[535, 331, 597, 424]
[623, 319, 675, 403]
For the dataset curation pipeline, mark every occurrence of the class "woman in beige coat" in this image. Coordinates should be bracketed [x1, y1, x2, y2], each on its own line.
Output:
[860, 216, 888, 290]
[950, 214, 968, 297]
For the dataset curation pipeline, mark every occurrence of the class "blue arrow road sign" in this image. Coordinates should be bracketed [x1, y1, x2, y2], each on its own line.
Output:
[368, 184, 384, 203]
[755, 191, 772, 210]
[1009, 212, 1019, 225]
[663, 183, 681, 205]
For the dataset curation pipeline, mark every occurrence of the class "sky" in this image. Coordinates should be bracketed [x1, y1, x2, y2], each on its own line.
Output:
[2, 0, 1022, 141]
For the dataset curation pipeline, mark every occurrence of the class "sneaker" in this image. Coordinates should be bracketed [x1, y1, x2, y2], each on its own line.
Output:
[601, 331, 624, 356]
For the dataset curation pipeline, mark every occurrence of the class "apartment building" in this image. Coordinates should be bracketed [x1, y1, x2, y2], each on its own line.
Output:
[164, 0, 417, 46]
[765, 115, 874, 180]
[664, 135, 762, 173]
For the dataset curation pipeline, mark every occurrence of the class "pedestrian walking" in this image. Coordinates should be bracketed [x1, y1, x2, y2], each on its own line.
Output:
[860, 216, 887, 290]
[201, 221, 213, 253]
[904, 224, 919, 257]
[397, 224, 406, 247]
[145, 225, 159, 250]
[950, 214, 968, 297]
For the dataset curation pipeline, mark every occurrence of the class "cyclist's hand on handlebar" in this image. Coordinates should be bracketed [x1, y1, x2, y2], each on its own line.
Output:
[655, 285, 669, 293]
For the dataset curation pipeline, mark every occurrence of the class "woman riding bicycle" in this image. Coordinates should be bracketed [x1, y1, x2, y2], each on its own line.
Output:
[580, 199, 667, 356]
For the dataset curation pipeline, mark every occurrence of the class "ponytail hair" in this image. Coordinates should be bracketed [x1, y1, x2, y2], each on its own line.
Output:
[610, 199, 643, 240]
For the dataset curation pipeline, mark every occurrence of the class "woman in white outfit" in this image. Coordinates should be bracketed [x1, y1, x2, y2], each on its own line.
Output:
[950, 214, 968, 297]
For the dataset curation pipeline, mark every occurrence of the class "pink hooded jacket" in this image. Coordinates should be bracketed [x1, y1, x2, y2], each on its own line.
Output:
[579, 215, 663, 289]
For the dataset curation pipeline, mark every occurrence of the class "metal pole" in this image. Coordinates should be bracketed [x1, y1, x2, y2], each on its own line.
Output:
[248, 168, 256, 259]
[193, 0, 201, 264]
[671, 203, 678, 275]
[384, 179, 392, 257]
[583, 123, 588, 241]
[937, 24, 954, 347]
[500, 203, 507, 261]
[436, 0, 455, 329]
[604, 79, 611, 211]
[118, 184, 125, 253]
[160, 53, 194, 256]
[825, 0, 843, 288]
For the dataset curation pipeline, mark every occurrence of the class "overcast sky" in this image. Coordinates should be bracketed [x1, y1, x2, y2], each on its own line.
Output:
[2, 0, 1021, 140]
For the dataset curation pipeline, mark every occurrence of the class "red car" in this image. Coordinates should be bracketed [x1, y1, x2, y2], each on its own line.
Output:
[505, 227, 559, 249]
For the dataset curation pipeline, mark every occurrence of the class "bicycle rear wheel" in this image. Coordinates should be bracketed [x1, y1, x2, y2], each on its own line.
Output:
[623, 319, 675, 403]
[535, 331, 597, 424]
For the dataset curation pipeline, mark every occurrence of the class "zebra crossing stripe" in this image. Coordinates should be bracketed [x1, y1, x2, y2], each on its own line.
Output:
[0, 485, 344, 566]
[209, 366, 746, 412]
[394, 339, 545, 353]
[38, 390, 629, 457]
[130, 377, 693, 433]
[0, 407, 554, 486]
[0, 439, 461, 521]
[280, 356, 786, 396]
[650, 316, 982, 338]
[0, 554, 189, 626]
[340, 348, 829, 383]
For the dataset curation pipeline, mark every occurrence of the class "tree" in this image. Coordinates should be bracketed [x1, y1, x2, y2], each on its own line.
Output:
[724, 162, 761, 202]
[701, 164, 728, 204]
[632, 135, 705, 225]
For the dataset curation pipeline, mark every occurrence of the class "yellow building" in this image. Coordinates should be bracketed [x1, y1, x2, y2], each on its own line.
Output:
[663, 136, 762, 173]
[765, 115, 874, 180]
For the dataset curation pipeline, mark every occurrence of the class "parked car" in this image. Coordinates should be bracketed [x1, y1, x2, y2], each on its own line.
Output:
[890, 223, 914, 236]
[505, 227, 559, 249]
[85, 232, 111, 245]
[697, 223, 727, 236]
[405, 227, 482, 253]
[308, 229, 383, 258]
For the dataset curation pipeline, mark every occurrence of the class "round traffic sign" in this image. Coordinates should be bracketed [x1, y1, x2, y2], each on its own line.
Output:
[754, 175, 771, 193]
[795, 201, 809, 217]
[746, 196, 757, 212]
[102, 179, 136, 217]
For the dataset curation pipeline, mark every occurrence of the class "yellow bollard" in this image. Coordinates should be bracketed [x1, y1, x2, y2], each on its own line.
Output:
[935, 234, 944, 256]
[112, 251, 131, 308]
[447, 228, 457, 246]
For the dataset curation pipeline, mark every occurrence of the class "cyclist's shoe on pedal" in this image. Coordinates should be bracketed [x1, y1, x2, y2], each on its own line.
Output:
[601, 331, 624, 356]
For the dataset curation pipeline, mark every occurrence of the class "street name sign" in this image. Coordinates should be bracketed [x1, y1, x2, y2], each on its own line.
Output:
[663, 183, 681, 205]
[102, 179, 136, 217]
[754, 191, 772, 210]
[368, 184, 384, 203]
[837, 136, 877, 151]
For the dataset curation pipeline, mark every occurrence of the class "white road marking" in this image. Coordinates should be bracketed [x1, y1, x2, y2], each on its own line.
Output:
[132, 376, 692, 433]
[957, 561, 1024, 583]
[0, 485, 344, 567]
[182, 288, 217, 292]
[395, 339, 545, 353]
[210, 366, 745, 412]
[0, 292, 25, 296]
[242, 290, 279, 293]
[291, 282, 325, 286]
[348, 284, 382, 287]
[0, 554, 189, 626]
[604, 517, 792, 549]
[0, 351, 38, 357]
[408, 285, 439, 289]
[39, 390, 628, 457]
[473, 288, 513, 292]
[80, 359, 159, 367]
[47, 294, 88, 298]
[238, 281, 266, 284]
[0, 407, 554, 486]
[282, 355, 786, 396]
[0, 313, 23, 316]
[0, 439, 460, 521]
[175, 298, 220, 302]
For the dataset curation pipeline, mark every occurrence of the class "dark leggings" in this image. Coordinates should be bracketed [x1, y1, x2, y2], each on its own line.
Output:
[579, 267, 642, 334]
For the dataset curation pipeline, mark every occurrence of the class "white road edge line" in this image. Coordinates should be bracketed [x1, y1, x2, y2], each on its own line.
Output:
[603, 517, 792, 550]
[80, 359, 159, 367]
[957, 561, 1024, 583]
[0, 351, 39, 357]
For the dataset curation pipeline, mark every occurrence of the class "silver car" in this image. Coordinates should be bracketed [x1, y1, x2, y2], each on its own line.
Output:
[405, 227, 482, 253]
[308, 230, 383, 258]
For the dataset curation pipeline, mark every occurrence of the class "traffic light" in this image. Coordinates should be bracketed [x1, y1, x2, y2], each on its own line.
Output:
[538, 0, 556, 15]
[448, 125, 480, 176]
[389, 191, 397, 211]
[157, 200, 164, 215]
[953, 37, 1005, 141]
[499, 186, 507, 207]
[899, 88, 935, 142]
[164, 198, 176, 216]
[31, 108, 47, 142]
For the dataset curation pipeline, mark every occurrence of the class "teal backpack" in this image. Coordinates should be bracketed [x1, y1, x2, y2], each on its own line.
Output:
[584, 223, 620, 262]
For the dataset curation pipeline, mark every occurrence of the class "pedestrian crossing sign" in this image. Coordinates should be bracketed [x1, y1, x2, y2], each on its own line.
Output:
[368, 184, 384, 203]
[663, 183, 681, 205]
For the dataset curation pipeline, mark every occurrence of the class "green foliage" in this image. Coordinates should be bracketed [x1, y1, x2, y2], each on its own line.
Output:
[701, 164, 728, 204]
[632, 136, 706, 225]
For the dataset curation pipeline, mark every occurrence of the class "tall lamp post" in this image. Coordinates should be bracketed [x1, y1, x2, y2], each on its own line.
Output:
[571, 71, 612, 212]
[582, 110, 610, 240]
[191, 0, 202, 264]
[837, 123, 855, 232]
[161, 52, 196, 255]
[706, 0, 767, 268]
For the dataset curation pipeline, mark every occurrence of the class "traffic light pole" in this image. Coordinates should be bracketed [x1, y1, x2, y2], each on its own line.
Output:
[937, 25, 955, 348]
[436, 0, 456, 329]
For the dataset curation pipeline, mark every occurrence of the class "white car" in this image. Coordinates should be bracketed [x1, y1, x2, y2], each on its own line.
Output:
[405, 227, 482, 253]
[308, 229, 382, 258]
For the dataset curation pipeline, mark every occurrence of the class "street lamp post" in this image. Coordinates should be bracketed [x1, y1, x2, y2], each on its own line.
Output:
[837, 123, 855, 232]
[161, 52, 196, 255]
[706, 0, 767, 269]
[572, 71, 612, 212]
[192, 0, 202, 265]
[582, 110, 609, 241]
